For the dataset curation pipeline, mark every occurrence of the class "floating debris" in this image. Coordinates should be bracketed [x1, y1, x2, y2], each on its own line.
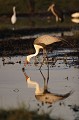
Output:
[13, 88, 19, 92]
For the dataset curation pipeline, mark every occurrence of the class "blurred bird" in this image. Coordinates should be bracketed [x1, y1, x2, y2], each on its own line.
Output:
[24, 35, 61, 67]
[11, 6, 17, 29]
[71, 18, 79, 23]
[71, 12, 79, 23]
[71, 12, 79, 18]
[48, 3, 63, 22]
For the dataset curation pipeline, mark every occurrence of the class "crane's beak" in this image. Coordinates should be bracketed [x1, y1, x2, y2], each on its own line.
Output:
[24, 59, 29, 67]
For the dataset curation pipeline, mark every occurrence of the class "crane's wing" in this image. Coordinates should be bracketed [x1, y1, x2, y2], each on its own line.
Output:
[34, 35, 61, 46]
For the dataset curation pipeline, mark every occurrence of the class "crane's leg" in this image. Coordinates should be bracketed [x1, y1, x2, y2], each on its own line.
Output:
[43, 48, 47, 59]
[47, 58, 49, 84]
[56, 16, 59, 22]
[39, 57, 46, 69]
[39, 48, 47, 69]
[39, 69, 48, 92]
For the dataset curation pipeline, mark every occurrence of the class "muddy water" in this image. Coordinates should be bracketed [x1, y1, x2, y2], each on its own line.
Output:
[0, 48, 79, 120]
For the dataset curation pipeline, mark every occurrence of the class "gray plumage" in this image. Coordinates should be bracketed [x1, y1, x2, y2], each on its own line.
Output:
[34, 35, 61, 47]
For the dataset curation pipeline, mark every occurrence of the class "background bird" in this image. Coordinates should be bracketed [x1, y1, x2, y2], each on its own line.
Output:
[71, 12, 79, 23]
[71, 18, 79, 23]
[48, 3, 63, 22]
[11, 6, 17, 29]
[24, 35, 61, 67]
[71, 12, 79, 18]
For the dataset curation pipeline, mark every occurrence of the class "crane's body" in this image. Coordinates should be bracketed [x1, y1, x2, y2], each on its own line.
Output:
[25, 35, 61, 66]
[34, 35, 61, 46]
[48, 4, 63, 22]
[11, 6, 16, 25]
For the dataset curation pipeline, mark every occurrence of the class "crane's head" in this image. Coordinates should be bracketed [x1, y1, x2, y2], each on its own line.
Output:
[13, 6, 16, 12]
[24, 56, 31, 67]
[48, 3, 55, 11]
[13, 6, 16, 9]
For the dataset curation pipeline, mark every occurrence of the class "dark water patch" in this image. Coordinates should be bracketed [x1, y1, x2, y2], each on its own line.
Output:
[0, 27, 71, 39]
[0, 31, 79, 57]
[0, 38, 34, 57]
[0, 11, 75, 18]
[0, 38, 79, 57]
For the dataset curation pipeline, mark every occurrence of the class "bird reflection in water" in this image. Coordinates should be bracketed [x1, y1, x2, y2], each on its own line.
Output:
[22, 67, 72, 106]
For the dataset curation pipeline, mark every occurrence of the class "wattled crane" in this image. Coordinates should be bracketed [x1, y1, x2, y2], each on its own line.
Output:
[24, 35, 61, 68]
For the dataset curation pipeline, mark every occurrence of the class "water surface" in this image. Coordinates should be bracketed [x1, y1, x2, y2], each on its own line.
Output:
[0, 48, 79, 120]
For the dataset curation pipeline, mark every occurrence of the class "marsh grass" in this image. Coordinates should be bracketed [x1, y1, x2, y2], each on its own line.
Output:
[1, 103, 79, 120]
[0, 102, 65, 120]
[0, 107, 61, 120]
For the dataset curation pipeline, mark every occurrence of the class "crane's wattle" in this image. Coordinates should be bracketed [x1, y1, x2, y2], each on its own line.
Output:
[24, 59, 29, 67]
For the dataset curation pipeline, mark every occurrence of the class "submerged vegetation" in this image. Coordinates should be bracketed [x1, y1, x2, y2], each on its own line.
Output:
[0, 104, 79, 120]
[0, 107, 60, 120]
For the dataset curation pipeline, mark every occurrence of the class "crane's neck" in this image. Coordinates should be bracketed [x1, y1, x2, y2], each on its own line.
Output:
[13, 7, 16, 15]
[27, 44, 41, 62]
[27, 77, 43, 95]
[51, 7, 57, 16]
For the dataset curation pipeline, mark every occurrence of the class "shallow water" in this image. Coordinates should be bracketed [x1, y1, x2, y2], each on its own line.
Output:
[0, 48, 79, 120]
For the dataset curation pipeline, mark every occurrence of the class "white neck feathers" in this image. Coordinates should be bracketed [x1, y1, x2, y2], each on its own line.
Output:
[27, 77, 43, 95]
[13, 7, 16, 15]
[27, 44, 41, 62]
